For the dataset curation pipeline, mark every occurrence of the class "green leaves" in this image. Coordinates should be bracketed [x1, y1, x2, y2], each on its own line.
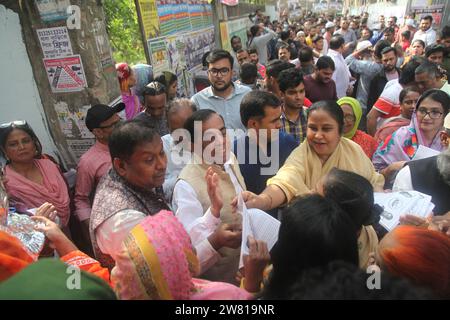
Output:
[103, 0, 146, 65]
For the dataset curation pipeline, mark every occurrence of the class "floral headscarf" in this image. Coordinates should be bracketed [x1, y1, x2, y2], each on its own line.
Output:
[111, 210, 252, 300]
[372, 114, 443, 171]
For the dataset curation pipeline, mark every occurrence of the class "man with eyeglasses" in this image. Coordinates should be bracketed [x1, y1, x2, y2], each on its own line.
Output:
[135, 81, 169, 136]
[191, 49, 251, 133]
[74, 103, 124, 244]
[415, 60, 450, 95]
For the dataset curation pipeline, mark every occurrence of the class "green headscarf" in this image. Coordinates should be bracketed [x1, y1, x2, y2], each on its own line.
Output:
[0, 259, 116, 300]
[337, 97, 362, 139]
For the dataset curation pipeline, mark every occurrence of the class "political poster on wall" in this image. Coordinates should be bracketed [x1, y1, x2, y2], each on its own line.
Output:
[148, 39, 171, 76]
[43, 55, 87, 93]
[54, 101, 95, 160]
[35, 0, 71, 23]
[36, 26, 73, 58]
[136, 0, 161, 39]
[147, 26, 215, 97]
[220, 17, 252, 52]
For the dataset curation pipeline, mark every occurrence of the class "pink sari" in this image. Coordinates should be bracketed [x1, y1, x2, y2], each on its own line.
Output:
[4, 159, 70, 226]
[111, 210, 252, 300]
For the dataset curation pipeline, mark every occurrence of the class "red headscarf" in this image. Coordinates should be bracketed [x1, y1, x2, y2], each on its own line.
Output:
[116, 63, 132, 92]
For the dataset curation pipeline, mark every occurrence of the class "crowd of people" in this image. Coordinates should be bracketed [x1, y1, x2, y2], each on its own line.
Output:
[1, 9, 450, 300]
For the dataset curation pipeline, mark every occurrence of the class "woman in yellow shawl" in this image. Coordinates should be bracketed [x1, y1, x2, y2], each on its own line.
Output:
[238, 100, 385, 211]
[337, 97, 378, 159]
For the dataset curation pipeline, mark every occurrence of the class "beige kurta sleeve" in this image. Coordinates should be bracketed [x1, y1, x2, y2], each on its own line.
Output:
[266, 143, 311, 203]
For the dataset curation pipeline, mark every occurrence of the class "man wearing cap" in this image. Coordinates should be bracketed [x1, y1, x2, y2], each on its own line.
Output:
[323, 21, 335, 55]
[74, 103, 124, 241]
[412, 15, 437, 46]
[393, 113, 450, 216]
[345, 40, 387, 111]
[425, 44, 445, 65]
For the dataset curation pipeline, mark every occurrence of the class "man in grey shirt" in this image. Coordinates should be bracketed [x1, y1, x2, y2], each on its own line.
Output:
[345, 40, 389, 111]
[334, 19, 357, 44]
[191, 49, 251, 132]
[248, 23, 277, 66]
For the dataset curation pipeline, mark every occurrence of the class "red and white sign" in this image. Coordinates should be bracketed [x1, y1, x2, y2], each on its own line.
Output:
[43, 55, 87, 93]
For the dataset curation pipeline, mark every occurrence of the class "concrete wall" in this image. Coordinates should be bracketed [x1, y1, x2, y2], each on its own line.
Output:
[0, 4, 58, 160]
[348, 0, 409, 25]
[1, 1, 120, 169]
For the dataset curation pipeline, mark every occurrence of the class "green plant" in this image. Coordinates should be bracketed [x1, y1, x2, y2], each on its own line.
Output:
[103, 0, 146, 64]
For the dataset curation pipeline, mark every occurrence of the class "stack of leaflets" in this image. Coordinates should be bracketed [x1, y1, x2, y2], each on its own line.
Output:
[374, 191, 435, 231]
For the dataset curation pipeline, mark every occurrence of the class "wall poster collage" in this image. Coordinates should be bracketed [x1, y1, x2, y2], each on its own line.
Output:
[137, 0, 215, 97]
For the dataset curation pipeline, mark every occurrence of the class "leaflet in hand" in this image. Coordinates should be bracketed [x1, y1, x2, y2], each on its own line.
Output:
[238, 193, 280, 269]
[374, 190, 435, 231]
[412, 145, 440, 161]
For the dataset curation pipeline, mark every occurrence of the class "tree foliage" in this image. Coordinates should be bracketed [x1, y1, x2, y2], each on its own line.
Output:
[103, 0, 146, 65]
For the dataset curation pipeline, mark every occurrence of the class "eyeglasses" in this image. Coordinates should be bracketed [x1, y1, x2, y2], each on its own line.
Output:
[98, 120, 121, 129]
[0, 120, 27, 129]
[416, 108, 443, 119]
[207, 68, 230, 77]
[344, 115, 356, 122]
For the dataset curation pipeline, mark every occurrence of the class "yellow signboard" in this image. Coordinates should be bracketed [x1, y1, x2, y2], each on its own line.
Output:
[137, 0, 160, 39]
[220, 22, 231, 52]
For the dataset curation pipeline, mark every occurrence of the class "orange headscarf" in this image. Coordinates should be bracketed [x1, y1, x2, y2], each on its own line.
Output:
[0, 230, 34, 282]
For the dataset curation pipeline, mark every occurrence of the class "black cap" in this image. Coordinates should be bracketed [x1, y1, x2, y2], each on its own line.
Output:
[425, 44, 445, 57]
[85, 103, 125, 131]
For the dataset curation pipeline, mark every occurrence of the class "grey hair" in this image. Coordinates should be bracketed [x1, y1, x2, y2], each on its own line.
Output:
[437, 146, 450, 186]
[167, 98, 197, 119]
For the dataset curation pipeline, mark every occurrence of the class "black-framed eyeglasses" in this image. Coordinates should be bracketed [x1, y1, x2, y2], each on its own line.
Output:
[0, 120, 27, 129]
[416, 108, 443, 119]
[207, 68, 230, 77]
[98, 120, 121, 129]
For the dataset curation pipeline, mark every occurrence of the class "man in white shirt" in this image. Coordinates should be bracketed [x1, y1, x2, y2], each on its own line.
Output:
[173, 109, 245, 284]
[327, 35, 352, 98]
[412, 15, 437, 46]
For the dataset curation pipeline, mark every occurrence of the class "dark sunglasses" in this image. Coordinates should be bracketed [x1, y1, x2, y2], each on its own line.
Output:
[0, 120, 27, 129]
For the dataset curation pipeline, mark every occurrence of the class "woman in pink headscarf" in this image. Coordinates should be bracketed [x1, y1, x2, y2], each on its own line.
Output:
[116, 62, 142, 120]
[111, 210, 252, 300]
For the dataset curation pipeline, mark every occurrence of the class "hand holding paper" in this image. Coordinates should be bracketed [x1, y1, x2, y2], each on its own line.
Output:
[375, 190, 435, 231]
[238, 192, 280, 269]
